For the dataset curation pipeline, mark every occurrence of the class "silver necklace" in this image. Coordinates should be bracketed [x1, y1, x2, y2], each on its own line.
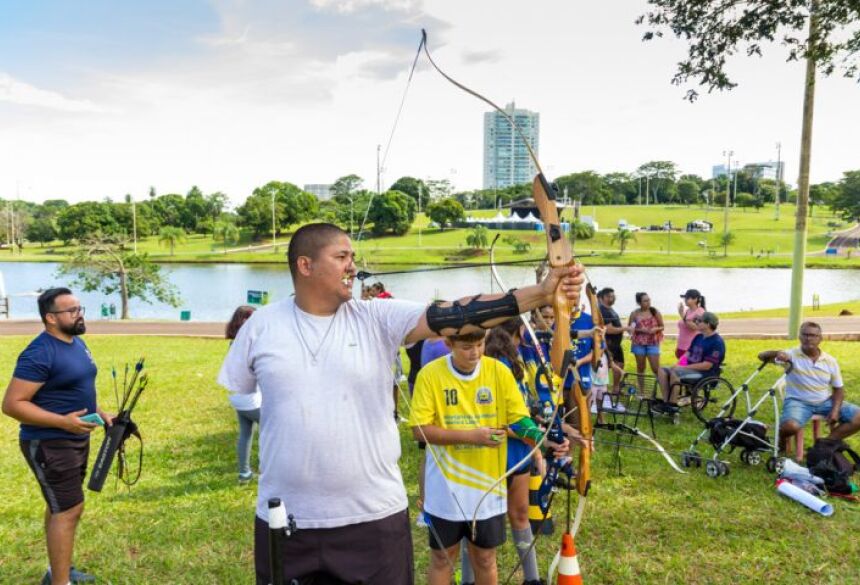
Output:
[293, 301, 338, 365]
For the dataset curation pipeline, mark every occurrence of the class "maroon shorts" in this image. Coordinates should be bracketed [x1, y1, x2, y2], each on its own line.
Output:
[20, 438, 90, 514]
[254, 509, 413, 585]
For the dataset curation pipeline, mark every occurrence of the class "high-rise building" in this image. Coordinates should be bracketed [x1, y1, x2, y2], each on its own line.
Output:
[712, 161, 784, 182]
[303, 184, 333, 200]
[483, 102, 539, 190]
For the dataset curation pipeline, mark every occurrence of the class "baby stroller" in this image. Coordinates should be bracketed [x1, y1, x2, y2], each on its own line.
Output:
[681, 361, 790, 478]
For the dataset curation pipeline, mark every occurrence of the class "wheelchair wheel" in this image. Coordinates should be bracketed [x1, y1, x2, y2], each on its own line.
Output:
[705, 460, 721, 478]
[740, 450, 749, 464]
[691, 377, 736, 424]
[747, 451, 762, 466]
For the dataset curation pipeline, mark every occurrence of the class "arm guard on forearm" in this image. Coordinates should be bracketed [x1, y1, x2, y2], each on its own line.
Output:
[426, 291, 520, 336]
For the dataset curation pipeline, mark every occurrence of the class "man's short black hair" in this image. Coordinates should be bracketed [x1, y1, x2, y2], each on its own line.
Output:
[597, 287, 615, 299]
[287, 223, 348, 277]
[38, 287, 73, 324]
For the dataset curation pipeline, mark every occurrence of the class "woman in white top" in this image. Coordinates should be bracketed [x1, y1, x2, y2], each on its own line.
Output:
[225, 305, 262, 483]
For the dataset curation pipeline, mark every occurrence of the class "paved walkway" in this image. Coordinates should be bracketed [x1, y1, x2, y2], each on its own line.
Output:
[3, 316, 860, 340]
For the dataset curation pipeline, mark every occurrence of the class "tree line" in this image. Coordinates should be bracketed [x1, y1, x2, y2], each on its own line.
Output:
[1, 163, 859, 250]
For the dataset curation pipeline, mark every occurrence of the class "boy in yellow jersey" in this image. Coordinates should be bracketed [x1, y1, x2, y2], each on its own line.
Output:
[411, 330, 570, 585]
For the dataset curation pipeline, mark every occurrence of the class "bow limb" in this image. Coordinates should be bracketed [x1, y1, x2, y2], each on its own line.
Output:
[586, 282, 605, 370]
[594, 423, 687, 474]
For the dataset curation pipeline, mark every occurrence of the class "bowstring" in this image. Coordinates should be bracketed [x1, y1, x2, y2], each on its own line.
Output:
[355, 33, 425, 244]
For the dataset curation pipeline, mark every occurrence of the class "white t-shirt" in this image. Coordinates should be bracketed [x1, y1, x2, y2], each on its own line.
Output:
[783, 346, 843, 404]
[228, 388, 262, 411]
[217, 296, 425, 528]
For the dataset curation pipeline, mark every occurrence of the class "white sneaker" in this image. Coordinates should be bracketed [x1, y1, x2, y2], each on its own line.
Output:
[415, 512, 428, 527]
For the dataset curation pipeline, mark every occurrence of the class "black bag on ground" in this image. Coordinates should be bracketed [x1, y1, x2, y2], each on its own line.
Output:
[706, 417, 768, 450]
[806, 437, 860, 495]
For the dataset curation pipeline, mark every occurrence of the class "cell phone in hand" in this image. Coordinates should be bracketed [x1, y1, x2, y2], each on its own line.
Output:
[80, 412, 105, 426]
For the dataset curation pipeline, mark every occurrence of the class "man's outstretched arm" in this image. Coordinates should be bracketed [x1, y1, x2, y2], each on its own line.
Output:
[405, 264, 584, 344]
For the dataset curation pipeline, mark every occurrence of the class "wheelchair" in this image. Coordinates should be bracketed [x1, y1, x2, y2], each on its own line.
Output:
[663, 367, 736, 424]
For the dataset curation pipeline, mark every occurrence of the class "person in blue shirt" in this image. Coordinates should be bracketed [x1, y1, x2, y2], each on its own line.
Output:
[655, 311, 726, 413]
[564, 309, 597, 394]
[2, 288, 111, 585]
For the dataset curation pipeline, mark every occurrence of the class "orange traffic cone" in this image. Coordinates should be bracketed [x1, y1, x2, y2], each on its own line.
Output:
[556, 532, 583, 584]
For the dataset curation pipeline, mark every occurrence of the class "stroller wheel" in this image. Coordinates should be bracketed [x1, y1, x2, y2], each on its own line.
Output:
[767, 456, 783, 474]
[740, 450, 749, 464]
[705, 460, 721, 478]
[747, 451, 762, 466]
[719, 461, 730, 476]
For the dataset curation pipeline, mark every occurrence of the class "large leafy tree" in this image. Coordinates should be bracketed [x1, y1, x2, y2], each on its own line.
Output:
[831, 171, 860, 220]
[555, 171, 613, 205]
[59, 236, 180, 319]
[636, 161, 678, 204]
[237, 181, 318, 238]
[638, 0, 860, 337]
[427, 198, 465, 230]
[331, 174, 364, 201]
[56, 202, 121, 243]
[367, 190, 415, 236]
[390, 176, 430, 209]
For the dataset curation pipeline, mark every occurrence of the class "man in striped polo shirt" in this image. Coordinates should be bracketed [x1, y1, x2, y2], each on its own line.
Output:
[759, 321, 860, 453]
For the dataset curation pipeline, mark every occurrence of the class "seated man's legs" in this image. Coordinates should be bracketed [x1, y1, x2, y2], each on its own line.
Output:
[779, 398, 814, 453]
[826, 400, 860, 441]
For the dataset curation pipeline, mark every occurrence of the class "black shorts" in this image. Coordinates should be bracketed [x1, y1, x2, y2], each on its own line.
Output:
[254, 510, 413, 585]
[425, 512, 506, 550]
[20, 438, 90, 514]
[607, 342, 624, 366]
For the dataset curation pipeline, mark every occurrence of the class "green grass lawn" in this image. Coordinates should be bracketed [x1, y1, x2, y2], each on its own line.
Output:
[2, 336, 859, 584]
[722, 299, 860, 319]
[3, 204, 857, 269]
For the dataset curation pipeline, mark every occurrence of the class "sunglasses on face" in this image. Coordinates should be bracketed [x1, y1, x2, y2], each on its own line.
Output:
[50, 306, 86, 317]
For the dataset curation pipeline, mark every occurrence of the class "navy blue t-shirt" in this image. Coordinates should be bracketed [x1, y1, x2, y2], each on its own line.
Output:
[13, 332, 98, 441]
[686, 333, 726, 377]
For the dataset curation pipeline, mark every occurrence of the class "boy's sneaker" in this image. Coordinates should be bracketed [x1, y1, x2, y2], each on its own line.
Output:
[41, 566, 96, 584]
[663, 403, 680, 415]
[650, 400, 666, 414]
[238, 471, 255, 484]
[415, 511, 428, 528]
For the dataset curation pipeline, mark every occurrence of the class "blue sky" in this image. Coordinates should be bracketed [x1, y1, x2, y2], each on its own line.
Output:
[1, 0, 858, 204]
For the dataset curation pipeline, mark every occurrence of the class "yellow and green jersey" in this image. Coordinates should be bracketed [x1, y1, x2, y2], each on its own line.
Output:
[411, 354, 530, 521]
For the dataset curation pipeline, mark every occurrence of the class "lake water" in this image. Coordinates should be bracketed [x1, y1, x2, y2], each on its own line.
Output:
[1, 262, 858, 322]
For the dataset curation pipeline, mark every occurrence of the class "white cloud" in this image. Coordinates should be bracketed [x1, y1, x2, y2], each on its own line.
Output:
[0, 72, 112, 113]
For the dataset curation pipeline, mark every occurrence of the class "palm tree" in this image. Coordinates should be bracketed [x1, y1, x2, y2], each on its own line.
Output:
[213, 221, 240, 254]
[611, 227, 636, 255]
[465, 225, 489, 250]
[158, 226, 186, 256]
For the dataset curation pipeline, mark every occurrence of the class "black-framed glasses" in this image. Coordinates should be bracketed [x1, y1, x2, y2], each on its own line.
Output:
[50, 306, 85, 317]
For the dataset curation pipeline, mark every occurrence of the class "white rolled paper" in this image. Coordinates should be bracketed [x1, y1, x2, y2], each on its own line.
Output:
[268, 498, 288, 529]
[776, 480, 833, 517]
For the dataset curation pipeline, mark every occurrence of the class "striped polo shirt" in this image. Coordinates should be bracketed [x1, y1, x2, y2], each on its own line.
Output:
[783, 346, 843, 404]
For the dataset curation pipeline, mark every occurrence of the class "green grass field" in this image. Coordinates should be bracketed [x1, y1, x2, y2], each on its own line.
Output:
[2, 203, 857, 269]
[2, 336, 859, 584]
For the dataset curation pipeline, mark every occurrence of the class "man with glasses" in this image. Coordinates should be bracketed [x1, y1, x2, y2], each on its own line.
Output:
[759, 321, 860, 452]
[654, 311, 725, 413]
[2, 287, 110, 585]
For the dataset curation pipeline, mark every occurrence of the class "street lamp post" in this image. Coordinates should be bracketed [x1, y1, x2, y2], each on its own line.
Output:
[722, 149, 734, 254]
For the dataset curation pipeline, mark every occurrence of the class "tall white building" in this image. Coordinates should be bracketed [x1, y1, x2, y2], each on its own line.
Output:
[483, 102, 539, 190]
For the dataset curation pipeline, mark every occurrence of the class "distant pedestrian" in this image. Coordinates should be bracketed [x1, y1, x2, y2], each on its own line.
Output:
[628, 292, 664, 393]
[597, 287, 632, 392]
[225, 305, 261, 483]
[676, 289, 706, 359]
